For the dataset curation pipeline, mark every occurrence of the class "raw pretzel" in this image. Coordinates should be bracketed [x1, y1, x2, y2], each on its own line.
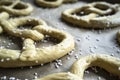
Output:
[0, 17, 75, 68]
[36, 0, 77, 8]
[0, 0, 33, 16]
[62, 2, 120, 28]
[36, 54, 120, 80]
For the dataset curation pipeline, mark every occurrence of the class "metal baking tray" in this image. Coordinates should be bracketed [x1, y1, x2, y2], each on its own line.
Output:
[0, 0, 120, 80]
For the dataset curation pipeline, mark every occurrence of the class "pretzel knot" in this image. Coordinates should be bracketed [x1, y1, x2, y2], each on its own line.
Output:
[62, 2, 120, 28]
[0, 17, 74, 68]
[36, 54, 120, 80]
[36, 0, 77, 8]
[0, 0, 33, 16]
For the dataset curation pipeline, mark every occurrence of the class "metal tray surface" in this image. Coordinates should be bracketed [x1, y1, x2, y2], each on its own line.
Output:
[0, 0, 120, 80]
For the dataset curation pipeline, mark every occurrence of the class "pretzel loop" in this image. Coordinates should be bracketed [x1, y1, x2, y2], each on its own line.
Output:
[36, 0, 77, 8]
[62, 2, 120, 28]
[36, 0, 63, 7]
[1, 17, 46, 41]
[87, 2, 115, 15]
[7, 0, 20, 8]
[70, 54, 120, 79]
[36, 54, 120, 80]
[0, 0, 33, 16]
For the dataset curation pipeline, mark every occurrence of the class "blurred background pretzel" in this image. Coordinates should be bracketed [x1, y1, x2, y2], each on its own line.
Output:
[62, 2, 120, 28]
[0, 0, 33, 16]
[36, 0, 77, 8]
[36, 54, 120, 80]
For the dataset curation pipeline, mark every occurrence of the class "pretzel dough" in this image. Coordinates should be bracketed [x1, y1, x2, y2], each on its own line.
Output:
[36, 0, 77, 8]
[62, 2, 120, 28]
[0, 18, 74, 68]
[36, 54, 120, 80]
[1, 17, 46, 41]
[0, 0, 33, 16]
[71, 54, 120, 78]
[0, 12, 9, 33]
